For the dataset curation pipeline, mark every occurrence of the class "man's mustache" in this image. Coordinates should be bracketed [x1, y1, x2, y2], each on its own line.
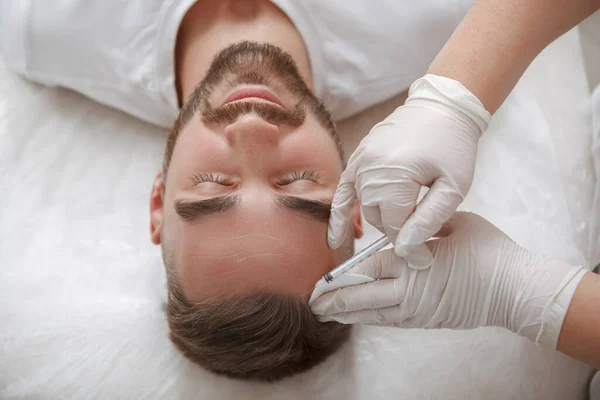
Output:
[201, 101, 306, 127]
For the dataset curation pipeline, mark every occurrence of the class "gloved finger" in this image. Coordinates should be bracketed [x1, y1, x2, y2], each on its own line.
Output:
[328, 181, 357, 249]
[352, 247, 401, 279]
[399, 243, 435, 270]
[379, 180, 421, 244]
[394, 222, 453, 269]
[356, 177, 420, 239]
[311, 273, 413, 316]
[316, 305, 406, 325]
[365, 322, 398, 328]
[395, 179, 463, 257]
[317, 270, 435, 327]
[360, 205, 384, 233]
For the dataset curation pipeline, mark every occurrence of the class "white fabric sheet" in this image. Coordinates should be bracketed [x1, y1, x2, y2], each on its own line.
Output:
[1, 28, 598, 399]
[0, 0, 473, 127]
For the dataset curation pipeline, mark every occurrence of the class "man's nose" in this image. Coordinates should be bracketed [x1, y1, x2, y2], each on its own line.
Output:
[224, 114, 280, 151]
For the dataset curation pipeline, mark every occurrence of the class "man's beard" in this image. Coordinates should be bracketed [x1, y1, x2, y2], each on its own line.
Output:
[163, 41, 341, 176]
[194, 41, 315, 127]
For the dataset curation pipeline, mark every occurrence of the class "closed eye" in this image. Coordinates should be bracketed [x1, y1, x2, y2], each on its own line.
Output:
[191, 173, 234, 186]
[279, 171, 321, 186]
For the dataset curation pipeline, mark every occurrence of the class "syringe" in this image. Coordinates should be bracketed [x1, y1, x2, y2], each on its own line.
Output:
[322, 235, 391, 283]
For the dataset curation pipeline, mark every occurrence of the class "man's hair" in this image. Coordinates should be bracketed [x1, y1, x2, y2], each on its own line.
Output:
[166, 270, 351, 381]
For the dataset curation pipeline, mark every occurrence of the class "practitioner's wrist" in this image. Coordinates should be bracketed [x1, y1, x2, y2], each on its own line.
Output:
[406, 74, 491, 135]
[511, 257, 587, 349]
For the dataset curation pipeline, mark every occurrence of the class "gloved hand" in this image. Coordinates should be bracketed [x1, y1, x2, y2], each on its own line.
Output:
[312, 213, 588, 349]
[328, 75, 491, 268]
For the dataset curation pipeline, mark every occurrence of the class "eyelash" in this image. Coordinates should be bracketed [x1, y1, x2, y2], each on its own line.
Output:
[191, 173, 234, 186]
[279, 171, 321, 185]
[191, 171, 321, 186]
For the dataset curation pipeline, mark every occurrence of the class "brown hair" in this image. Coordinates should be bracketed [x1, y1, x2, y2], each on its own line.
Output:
[166, 272, 351, 381]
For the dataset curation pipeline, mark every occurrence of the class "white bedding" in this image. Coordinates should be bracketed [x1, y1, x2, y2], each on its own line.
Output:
[1, 27, 598, 399]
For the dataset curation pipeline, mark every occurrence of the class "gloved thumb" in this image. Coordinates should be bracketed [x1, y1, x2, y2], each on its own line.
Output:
[395, 179, 464, 264]
[328, 181, 357, 249]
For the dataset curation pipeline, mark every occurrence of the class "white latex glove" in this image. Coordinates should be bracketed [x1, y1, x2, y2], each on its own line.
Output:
[312, 213, 588, 349]
[328, 75, 491, 268]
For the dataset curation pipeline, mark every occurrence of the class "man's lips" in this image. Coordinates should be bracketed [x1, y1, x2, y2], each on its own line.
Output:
[223, 87, 284, 107]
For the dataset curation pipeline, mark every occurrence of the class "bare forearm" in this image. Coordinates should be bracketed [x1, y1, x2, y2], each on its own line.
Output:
[428, 0, 600, 113]
[557, 272, 600, 369]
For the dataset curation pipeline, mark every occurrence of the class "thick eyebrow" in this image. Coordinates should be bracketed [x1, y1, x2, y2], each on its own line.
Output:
[174, 195, 241, 221]
[275, 195, 332, 223]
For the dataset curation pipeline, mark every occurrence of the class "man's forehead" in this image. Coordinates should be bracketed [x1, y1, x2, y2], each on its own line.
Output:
[177, 236, 333, 301]
[172, 203, 334, 300]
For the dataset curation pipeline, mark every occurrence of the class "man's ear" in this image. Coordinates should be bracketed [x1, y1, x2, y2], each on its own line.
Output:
[351, 201, 363, 239]
[150, 171, 164, 245]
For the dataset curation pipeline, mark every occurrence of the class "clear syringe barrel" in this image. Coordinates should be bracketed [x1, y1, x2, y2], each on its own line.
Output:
[323, 235, 391, 283]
